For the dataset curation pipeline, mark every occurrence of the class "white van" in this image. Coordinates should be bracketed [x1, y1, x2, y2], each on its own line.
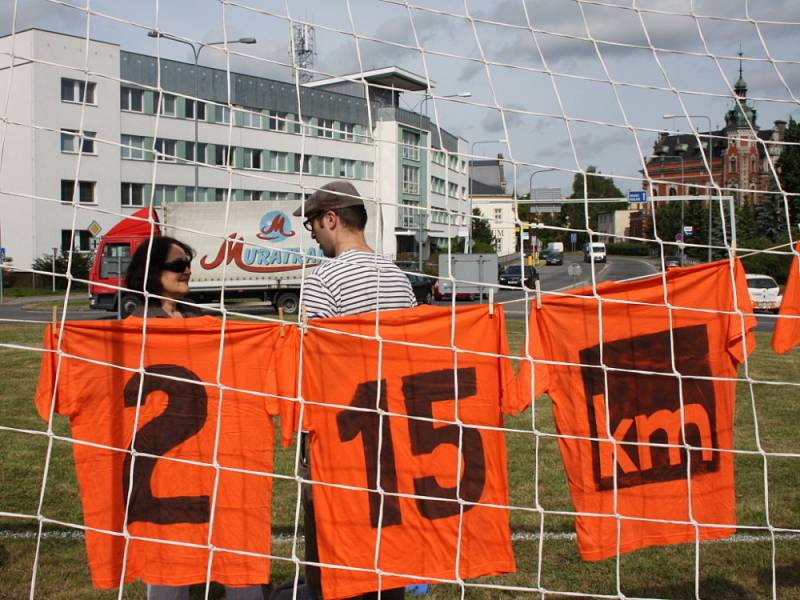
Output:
[583, 242, 607, 263]
[746, 274, 782, 313]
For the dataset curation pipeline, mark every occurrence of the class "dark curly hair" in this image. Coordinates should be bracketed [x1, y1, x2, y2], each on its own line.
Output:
[125, 236, 194, 295]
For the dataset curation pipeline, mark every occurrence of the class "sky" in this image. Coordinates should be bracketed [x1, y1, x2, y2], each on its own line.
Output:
[2, 0, 799, 196]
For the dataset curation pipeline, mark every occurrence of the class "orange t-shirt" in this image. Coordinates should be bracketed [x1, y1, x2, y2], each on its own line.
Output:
[517, 259, 756, 561]
[34, 316, 298, 589]
[772, 243, 800, 354]
[298, 305, 520, 599]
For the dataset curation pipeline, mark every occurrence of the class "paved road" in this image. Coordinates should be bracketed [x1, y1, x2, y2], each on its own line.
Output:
[0, 256, 778, 333]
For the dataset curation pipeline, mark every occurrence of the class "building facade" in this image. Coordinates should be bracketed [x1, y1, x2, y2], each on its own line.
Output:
[643, 66, 787, 202]
[0, 29, 470, 269]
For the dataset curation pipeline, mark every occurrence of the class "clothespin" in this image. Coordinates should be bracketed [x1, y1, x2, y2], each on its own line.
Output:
[534, 279, 542, 310]
[278, 307, 285, 337]
[300, 305, 308, 334]
[488, 288, 495, 317]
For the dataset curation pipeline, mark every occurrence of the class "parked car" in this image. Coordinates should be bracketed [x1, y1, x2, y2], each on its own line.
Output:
[433, 279, 475, 301]
[499, 265, 539, 287]
[746, 273, 782, 313]
[406, 273, 434, 305]
[542, 249, 564, 265]
[664, 255, 683, 269]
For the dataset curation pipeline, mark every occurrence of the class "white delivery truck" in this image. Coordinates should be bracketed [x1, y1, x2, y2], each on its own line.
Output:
[89, 200, 379, 315]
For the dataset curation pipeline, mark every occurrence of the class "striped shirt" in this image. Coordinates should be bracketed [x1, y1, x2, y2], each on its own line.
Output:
[302, 250, 417, 319]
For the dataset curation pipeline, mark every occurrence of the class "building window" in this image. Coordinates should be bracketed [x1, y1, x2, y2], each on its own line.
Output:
[294, 154, 310, 174]
[158, 93, 176, 116]
[61, 78, 96, 104]
[239, 108, 262, 129]
[319, 156, 334, 176]
[215, 105, 231, 124]
[243, 148, 261, 170]
[494, 208, 502, 221]
[215, 145, 234, 167]
[121, 182, 145, 207]
[431, 176, 445, 195]
[120, 87, 144, 112]
[751, 156, 757, 172]
[448, 181, 457, 198]
[61, 180, 95, 204]
[269, 111, 288, 132]
[243, 190, 262, 202]
[341, 122, 355, 141]
[362, 161, 374, 180]
[402, 130, 420, 160]
[340, 159, 356, 179]
[61, 129, 96, 154]
[729, 155, 737, 173]
[432, 151, 445, 166]
[402, 165, 420, 194]
[448, 155, 458, 170]
[185, 99, 206, 121]
[318, 118, 334, 138]
[272, 191, 289, 201]
[185, 142, 207, 164]
[270, 151, 289, 172]
[155, 138, 177, 162]
[154, 184, 176, 205]
[214, 188, 230, 203]
[121, 134, 145, 160]
[61, 229, 92, 252]
[668, 187, 677, 196]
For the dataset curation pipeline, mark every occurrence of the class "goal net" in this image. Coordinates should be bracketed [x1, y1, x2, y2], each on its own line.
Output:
[0, 0, 798, 598]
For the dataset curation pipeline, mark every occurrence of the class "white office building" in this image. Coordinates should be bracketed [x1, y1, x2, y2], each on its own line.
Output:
[0, 29, 470, 270]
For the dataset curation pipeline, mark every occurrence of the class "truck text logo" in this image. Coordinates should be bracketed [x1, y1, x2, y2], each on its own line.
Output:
[579, 325, 720, 491]
[200, 233, 321, 273]
[257, 210, 295, 242]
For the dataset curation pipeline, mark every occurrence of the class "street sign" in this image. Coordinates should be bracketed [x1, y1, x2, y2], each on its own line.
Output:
[675, 233, 684, 242]
[628, 190, 647, 204]
[0, 248, 4, 261]
[521, 231, 530, 241]
[88, 220, 102, 237]
[570, 233, 577, 243]
[683, 225, 694, 236]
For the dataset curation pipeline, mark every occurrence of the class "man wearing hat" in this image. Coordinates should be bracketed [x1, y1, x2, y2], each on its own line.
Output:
[294, 180, 416, 319]
[274, 181, 413, 600]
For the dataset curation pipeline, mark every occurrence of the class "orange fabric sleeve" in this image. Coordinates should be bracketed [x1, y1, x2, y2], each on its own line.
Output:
[727, 259, 758, 365]
[772, 244, 800, 355]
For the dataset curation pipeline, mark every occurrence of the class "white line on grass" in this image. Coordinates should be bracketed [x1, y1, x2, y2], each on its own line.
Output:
[2, 530, 798, 544]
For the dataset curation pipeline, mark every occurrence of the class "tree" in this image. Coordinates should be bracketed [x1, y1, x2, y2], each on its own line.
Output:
[775, 117, 800, 228]
[470, 208, 496, 253]
[559, 166, 626, 244]
[32, 249, 92, 289]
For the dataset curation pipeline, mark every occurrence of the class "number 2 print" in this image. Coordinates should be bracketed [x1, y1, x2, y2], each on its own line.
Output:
[337, 367, 485, 529]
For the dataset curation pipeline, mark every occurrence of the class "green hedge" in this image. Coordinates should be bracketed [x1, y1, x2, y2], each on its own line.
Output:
[605, 243, 650, 256]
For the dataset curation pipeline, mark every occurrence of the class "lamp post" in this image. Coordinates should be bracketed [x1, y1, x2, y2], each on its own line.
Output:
[527, 168, 556, 258]
[410, 91, 471, 269]
[147, 31, 256, 199]
[467, 139, 506, 254]
[663, 114, 714, 261]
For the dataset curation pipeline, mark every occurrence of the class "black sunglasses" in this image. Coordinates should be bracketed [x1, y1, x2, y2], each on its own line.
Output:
[162, 258, 191, 273]
[303, 209, 338, 232]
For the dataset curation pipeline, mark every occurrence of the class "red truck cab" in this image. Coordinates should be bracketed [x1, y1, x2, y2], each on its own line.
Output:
[88, 208, 159, 313]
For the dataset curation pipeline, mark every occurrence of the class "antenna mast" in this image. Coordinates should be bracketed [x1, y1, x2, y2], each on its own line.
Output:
[290, 22, 316, 83]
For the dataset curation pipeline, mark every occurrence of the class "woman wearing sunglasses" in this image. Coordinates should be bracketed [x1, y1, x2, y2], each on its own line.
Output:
[124, 236, 264, 599]
[125, 236, 201, 319]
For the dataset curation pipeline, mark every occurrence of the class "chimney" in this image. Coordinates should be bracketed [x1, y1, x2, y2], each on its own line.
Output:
[774, 120, 787, 140]
[496, 153, 506, 193]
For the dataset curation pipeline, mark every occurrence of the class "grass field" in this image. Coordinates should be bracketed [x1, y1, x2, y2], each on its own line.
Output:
[1, 320, 799, 599]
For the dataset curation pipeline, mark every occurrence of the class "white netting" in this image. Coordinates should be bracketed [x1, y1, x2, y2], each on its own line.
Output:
[0, 0, 799, 598]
